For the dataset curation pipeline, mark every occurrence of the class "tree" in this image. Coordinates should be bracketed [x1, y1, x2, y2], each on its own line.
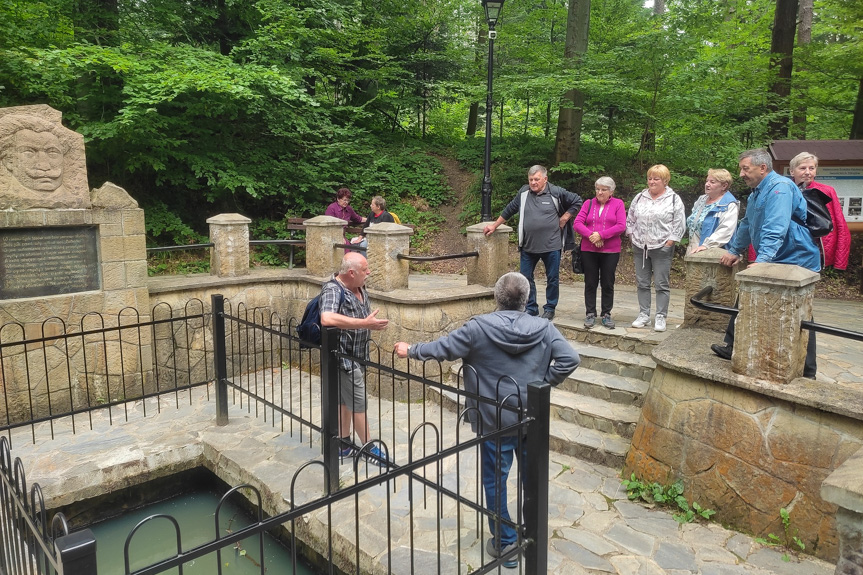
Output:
[553, 0, 591, 164]
[767, 0, 800, 139]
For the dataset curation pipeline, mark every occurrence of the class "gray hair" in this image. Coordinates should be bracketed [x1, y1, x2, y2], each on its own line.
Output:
[494, 272, 530, 311]
[371, 195, 386, 210]
[528, 165, 548, 177]
[595, 176, 616, 191]
[789, 151, 818, 171]
[739, 148, 773, 171]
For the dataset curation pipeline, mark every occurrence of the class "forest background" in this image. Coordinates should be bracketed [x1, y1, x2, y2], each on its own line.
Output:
[1, 0, 861, 287]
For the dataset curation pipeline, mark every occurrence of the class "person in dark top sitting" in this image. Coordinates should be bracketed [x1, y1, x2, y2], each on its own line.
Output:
[350, 196, 394, 248]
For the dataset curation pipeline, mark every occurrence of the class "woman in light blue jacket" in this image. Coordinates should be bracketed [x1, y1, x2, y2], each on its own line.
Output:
[686, 169, 739, 254]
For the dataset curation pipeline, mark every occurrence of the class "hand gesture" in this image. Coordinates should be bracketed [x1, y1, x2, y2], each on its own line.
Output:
[365, 309, 389, 330]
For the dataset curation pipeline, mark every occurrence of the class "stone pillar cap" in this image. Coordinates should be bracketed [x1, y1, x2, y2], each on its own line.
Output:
[683, 247, 725, 263]
[206, 213, 251, 224]
[303, 215, 345, 227]
[736, 263, 820, 287]
[466, 222, 512, 233]
[364, 222, 413, 235]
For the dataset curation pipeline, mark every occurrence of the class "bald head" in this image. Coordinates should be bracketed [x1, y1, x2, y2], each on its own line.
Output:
[338, 252, 371, 288]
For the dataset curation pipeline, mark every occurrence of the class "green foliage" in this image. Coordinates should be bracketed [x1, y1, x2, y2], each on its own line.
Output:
[622, 474, 715, 524]
[755, 507, 806, 562]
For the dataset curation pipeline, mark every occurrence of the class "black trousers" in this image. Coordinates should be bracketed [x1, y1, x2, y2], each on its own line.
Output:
[581, 251, 620, 316]
[723, 315, 817, 378]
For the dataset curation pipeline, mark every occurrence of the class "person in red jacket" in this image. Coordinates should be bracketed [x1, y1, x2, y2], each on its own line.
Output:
[789, 152, 851, 270]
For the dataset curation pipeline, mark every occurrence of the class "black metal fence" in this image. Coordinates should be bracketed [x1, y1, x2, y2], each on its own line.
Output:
[0, 295, 551, 575]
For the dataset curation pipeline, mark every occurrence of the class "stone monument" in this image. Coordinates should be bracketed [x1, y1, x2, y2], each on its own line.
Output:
[0, 105, 153, 424]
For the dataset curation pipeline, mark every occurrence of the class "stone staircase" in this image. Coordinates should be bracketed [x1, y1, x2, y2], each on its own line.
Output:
[434, 325, 661, 470]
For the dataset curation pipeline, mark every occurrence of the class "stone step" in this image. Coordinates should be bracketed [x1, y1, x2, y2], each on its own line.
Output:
[558, 367, 649, 407]
[428, 375, 637, 465]
[548, 418, 630, 469]
[553, 319, 672, 357]
[550, 388, 640, 439]
[572, 342, 656, 383]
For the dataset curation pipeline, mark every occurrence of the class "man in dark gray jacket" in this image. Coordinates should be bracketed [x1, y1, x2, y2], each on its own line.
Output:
[394, 272, 579, 568]
[483, 165, 582, 320]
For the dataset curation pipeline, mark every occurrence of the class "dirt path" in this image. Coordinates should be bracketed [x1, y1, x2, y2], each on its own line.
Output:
[420, 154, 477, 274]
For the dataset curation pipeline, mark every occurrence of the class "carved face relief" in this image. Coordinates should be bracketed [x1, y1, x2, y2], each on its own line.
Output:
[4, 129, 64, 192]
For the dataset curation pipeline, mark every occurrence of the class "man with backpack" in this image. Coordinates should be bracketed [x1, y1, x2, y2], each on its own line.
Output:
[711, 148, 820, 377]
[320, 252, 389, 463]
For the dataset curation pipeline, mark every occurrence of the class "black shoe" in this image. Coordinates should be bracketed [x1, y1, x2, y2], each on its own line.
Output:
[711, 343, 733, 360]
[541, 310, 555, 320]
[527, 310, 539, 316]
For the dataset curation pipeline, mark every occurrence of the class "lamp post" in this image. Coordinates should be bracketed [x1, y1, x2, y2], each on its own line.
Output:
[480, 0, 504, 223]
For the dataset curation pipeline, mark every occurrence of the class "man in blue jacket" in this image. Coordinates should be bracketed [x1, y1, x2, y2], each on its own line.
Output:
[483, 165, 583, 320]
[394, 272, 579, 568]
[711, 148, 820, 377]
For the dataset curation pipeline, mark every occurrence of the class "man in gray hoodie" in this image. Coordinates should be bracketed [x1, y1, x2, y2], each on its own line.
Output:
[395, 272, 579, 568]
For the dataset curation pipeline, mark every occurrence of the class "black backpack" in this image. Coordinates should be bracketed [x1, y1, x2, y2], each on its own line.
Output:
[794, 187, 834, 239]
[296, 280, 346, 347]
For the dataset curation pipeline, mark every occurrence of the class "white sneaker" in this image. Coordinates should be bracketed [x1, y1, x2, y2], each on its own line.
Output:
[631, 313, 650, 328]
[654, 314, 667, 332]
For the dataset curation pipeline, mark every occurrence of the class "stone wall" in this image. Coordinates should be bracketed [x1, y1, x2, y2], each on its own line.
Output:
[147, 269, 496, 400]
[0, 186, 153, 423]
[626, 328, 863, 562]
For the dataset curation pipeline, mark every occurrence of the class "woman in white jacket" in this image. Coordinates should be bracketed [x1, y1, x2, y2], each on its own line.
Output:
[625, 164, 686, 332]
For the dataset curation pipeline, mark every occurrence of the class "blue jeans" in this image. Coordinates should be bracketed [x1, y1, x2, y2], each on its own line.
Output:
[520, 250, 561, 315]
[481, 436, 527, 546]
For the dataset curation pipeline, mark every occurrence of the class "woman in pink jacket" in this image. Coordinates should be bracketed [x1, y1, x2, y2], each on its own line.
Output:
[573, 176, 627, 329]
[789, 152, 851, 270]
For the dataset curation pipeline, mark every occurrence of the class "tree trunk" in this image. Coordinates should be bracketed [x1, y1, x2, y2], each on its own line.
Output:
[654, 0, 666, 15]
[467, 25, 487, 137]
[851, 76, 863, 140]
[792, 0, 812, 138]
[553, 0, 591, 165]
[467, 103, 479, 136]
[524, 97, 530, 135]
[768, 0, 799, 140]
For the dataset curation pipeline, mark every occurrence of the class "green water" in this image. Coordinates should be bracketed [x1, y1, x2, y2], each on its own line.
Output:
[89, 490, 316, 575]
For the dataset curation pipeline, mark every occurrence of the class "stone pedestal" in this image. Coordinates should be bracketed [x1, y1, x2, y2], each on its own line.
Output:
[822, 446, 863, 575]
[207, 213, 251, 278]
[682, 248, 740, 330]
[366, 222, 413, 291]
[304, 215, 346, 277]
[731, 263, 819, 382]
[466, 222, 512, 287]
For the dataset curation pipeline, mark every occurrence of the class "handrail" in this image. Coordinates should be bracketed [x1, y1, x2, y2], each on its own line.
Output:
[689, 286, 739, 317]
[801, 320, 863, 342]
[333, 242, 366, 252]
[147, 243, 214, 253]
[249, 239, 306, 246]
[397, 251, 479, 262]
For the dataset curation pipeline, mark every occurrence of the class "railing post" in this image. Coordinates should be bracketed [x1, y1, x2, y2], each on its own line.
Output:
[320, 326, 340, 491]
[55, 529, 97, 575]
[211, 294, 229, 426]
[524, 381, 550, 575]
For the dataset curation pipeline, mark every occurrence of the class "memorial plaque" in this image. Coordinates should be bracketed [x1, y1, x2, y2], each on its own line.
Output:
[0, 227, 100, 299]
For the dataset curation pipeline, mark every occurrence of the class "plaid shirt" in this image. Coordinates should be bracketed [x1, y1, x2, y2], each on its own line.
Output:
[320, 276, 371, 371]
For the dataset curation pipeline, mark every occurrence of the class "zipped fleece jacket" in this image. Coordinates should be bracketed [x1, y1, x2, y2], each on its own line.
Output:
[407, 310, 580, 435]
[499, 183, 583, 252]
[727, 171, 820, 271]
[625, 187, 687, 251]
